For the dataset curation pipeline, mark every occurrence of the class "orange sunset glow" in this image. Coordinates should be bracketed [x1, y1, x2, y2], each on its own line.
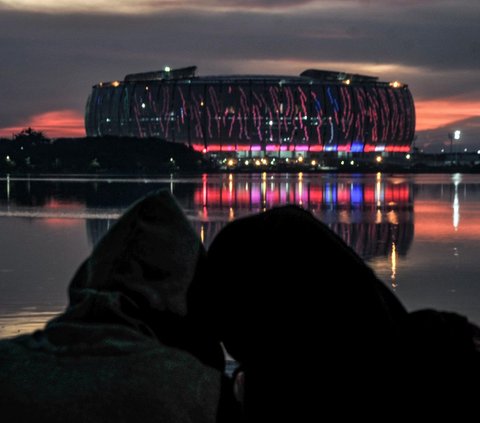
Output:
[415, 98, 480, 131]
[0, 110, 85, 139]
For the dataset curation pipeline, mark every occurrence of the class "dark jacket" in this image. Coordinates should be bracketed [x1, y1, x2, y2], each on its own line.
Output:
[0, 191, 226, 423]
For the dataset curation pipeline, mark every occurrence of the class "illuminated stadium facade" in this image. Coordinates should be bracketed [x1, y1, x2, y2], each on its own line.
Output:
[85, 66, 415, 156]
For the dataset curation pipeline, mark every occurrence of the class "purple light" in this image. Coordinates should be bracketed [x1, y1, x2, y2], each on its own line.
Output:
[251, 145, 262, 151]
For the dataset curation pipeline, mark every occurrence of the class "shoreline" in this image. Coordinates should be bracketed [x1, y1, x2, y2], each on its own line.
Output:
[1, 165, 479, 179]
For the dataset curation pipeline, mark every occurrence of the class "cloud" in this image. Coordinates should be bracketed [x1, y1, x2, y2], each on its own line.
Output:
[0, 0, 316, 14]
[0, 110, 85, 139]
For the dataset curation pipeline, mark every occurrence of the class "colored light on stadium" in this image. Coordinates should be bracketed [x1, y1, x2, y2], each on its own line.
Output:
[85, 66, 415, 156]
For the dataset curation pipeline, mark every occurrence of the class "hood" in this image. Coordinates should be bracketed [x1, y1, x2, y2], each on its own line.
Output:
[205, 204, 407, 364]
[42, 190, 222, 368]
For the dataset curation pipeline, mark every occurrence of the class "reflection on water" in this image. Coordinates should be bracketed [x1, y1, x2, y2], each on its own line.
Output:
[0, 309, 63, 339]
[0, 173, 415, 260]
[83, 173, 414, 261]
[2, 173, 480, 337]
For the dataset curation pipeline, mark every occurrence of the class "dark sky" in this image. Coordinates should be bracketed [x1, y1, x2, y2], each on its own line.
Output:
[0, 0, 479, 151]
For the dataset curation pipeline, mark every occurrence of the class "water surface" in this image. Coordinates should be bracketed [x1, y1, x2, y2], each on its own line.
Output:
[1, 172, 479, 338]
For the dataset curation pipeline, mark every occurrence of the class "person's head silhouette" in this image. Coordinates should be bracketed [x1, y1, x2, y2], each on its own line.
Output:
[205, 205, 407, 419]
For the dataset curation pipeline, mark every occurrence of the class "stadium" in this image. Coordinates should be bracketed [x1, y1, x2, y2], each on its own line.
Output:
[85, 66, 415, 160]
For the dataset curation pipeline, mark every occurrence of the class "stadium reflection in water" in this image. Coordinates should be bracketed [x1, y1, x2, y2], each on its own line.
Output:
[84, 173, 414, 279]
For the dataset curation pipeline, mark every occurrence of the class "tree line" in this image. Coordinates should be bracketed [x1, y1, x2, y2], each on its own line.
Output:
[0, 128, 208, 174]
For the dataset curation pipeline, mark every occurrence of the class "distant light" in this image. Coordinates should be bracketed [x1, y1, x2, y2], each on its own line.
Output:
[141, 103, 146, 109]
[477, 150, 480, 155]
[269, 120, 273, 126]
[406, 154, 411, 159]
[227, 159, 235, 166]
[200, 101, 204, 107]
[464, 148, 467, 152]
[298, 156, 304, 163]
[255, 160, 261, 166]
[389, 81, 403, 88]
[340, 160, 345, 165]
[454, 130, 461, 140]
[245, 160, 249, 165]
[311, 160, 317, 166]
[441, 148, 445, 153]
[112, 81, 120, 87]
[202, 148, 207, 154]
[376, 156, 382, 163]
[164, 66, 171, 72]
[350, 160, 355, 165]
[343, 79, 351, 85]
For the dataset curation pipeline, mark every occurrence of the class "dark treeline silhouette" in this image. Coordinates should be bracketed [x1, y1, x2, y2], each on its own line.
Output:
[0, 131, 206, 174]
[2, 128, 480, 174]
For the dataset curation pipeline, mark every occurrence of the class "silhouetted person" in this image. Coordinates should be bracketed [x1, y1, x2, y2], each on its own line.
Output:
[0, 191, 235, 423]
[204, 205, 480, 420]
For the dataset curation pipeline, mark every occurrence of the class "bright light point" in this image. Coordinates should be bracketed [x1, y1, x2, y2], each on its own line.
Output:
[311, 160, 317, 166]
[406, 154, 411, 159]
[202, 148, 207, 154]
[464, 148, 467, 152]
[255, 160, 261, 166]
[227, 159, 234, 166]
[112, 81, 120, 87]
[389, 81, 403, 88]
[298, 156, 304, 163]
[340, 160, 344, 165]
[454, 130, 461, 140]
[141, 103, 146, 109]
[350, 160, 354, 165]
[245, 160, 249, 165]
[441, 149, 445, 153]
[376, 156, 382, 163]
[268, 120, 273, 126]
[164, 66, 171, 72]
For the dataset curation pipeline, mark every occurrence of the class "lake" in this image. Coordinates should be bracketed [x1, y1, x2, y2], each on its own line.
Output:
[1, 172, 480, 338]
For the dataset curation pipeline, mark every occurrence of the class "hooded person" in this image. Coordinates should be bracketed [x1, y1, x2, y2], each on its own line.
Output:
[204, 204, 480, 420]
[0, 190, 235, 423]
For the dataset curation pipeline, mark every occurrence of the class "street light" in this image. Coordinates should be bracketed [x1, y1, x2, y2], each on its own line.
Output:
[448, 130, 461, 164]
